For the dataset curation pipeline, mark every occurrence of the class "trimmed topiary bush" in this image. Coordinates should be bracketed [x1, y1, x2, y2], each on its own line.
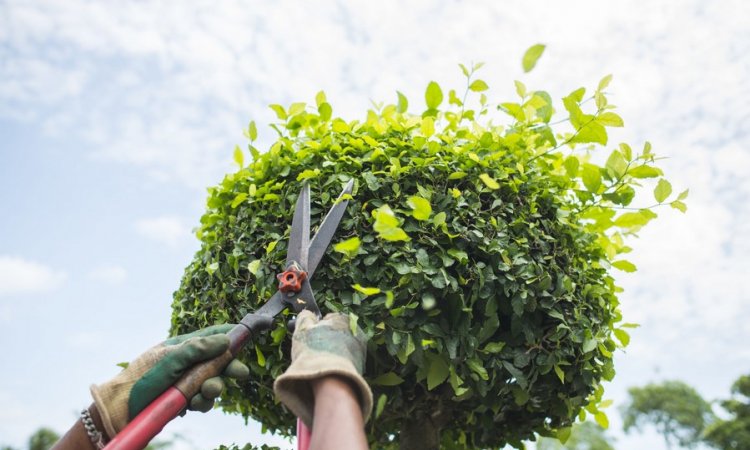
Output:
[171, 51, 685, 449]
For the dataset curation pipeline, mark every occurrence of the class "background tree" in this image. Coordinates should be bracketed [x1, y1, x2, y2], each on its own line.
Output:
[622, 381, 714, 449]
[703, 375, 750, 450]
[535, 422, 615, 450]
[171, 47, 685, 450]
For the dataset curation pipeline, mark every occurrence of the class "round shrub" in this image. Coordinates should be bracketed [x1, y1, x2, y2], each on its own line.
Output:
[171, 63, 682, 449]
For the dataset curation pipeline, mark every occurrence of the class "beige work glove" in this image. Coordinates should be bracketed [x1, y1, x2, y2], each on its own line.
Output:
[90, 325, 249, 438]
[274, 310, 373, 428]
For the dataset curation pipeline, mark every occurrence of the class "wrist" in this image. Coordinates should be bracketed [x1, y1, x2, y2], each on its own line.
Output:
[311, 375, 357, 400]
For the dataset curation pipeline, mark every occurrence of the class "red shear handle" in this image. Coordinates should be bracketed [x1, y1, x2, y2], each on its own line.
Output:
[104, 387, 187, 450]
[297, 418, 312, 450]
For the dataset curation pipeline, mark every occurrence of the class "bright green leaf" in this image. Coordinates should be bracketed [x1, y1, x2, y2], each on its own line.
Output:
[479, 173, 500, 190]
[396, 91, 408, 113]
[582, 164, 602, 193]
[629, 165, 663, 178]
[233, 145, 244, 168]
[352, 284, 381, 297]
[671, 200, 688, 213]
[425, 81, 444, 109]
[612, 260, 637, 272]
[614, 328, 630, 346]
[408, 195, 432, 221]
[372, 205, 410, 241]
[598, 112, 624, 127]
[349, 312, 358, 336]
[255, 344, 266, 367]
[334, 237, 361, 258]
[247, 121, 258, 141]
[247, 259, 261, 276]
[595, 411, 610, 429]
[469, 79, 489, 92]
[654, 178, 672, 203]
[522, 44, 546, 72]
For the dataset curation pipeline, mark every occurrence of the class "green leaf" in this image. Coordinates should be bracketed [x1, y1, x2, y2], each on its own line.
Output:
[598, 74, 613, 91]
[671, 200, 687, 213]
[483, 342, 505, 353]
[556, 427, 572, 444]
[255, 344, 266, 367]
[582, 164, 602, 193]
[385, 290, 395, 308]
[514, 80, 527, 98]
[421, 117, 435, 137]
[479, 173, 500, 190]
[654, 178, 672, 203]
[352, 284, 381, 297]
[231, 193, 248, 208]
[605, 150, 628, 178]
[612, 260, 637, 272]
[233, 145, 244, 168]
[334, 237, 361, 258]
[426, 354, 450, 390]
[206, 262, 219, 276]
[614, 328, 630, 346]
[269, 104, 287, 120]
[522, 44, 546, 72]
[594, 411, 610, 429]
[678, 189, 689, 200]
[372, 205, 410, 241]
[116, 362, 129, 369]
[554, 365, 565, 384]
[582, 339, 598, 353]
[247, 121, 258, 141]
[407, 195, 432, 221]
[598, 112, 624, 127]
[629, 165, 663, 178]
[349, 312, 359, 335]
[318, 102, 332, 121]
[469, 79, 489, 92]
[265, 240, 278, 254]
[375, 394, 387, 419]
[297, 168, 321, 181]
[425, 81, 444, 109]
[246, 259, 261, 276]
[614, 209, 657, 230]
[467, 358, 489, 380]
[447, 248, 468, 264]
[372, 372, 405, 386]
[396, 91, 408, 113]
[422, 292, 436, 310]
[315, 90, 327, 107]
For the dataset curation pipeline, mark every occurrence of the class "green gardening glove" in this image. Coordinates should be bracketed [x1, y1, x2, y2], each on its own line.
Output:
[274, 310, 373, 428]
[90, 324, 249, 438]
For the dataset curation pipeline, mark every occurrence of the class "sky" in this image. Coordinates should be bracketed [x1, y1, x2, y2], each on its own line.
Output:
[0, 0, 748, 449]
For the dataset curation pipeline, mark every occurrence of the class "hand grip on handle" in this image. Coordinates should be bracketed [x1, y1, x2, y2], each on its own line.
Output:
[104, 324, 254, 450]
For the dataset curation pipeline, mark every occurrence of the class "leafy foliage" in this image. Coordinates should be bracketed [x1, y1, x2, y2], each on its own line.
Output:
[170, 47, 683, 448]
[622, 381, 714, 448]
[536, 422, 614, 450]
[703, 375, 750, 450]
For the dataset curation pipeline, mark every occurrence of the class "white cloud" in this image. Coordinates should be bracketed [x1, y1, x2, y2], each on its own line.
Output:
[0, 255, 66, 297]
[88, 265, 127, 284]
[134, 216, 191, 248]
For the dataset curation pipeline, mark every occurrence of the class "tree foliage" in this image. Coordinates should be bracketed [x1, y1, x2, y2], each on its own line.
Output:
[171, 48, 683, 449]
[622, 381, 715, 448]
[536, 422, 614, 450]
[703, 375, 750, 450]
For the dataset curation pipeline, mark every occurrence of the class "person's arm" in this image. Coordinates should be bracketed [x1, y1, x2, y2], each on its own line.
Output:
[52, 325, 249, 450]
[53, 404, 108, 450]
[310, 376, 368, 450]
[274, 310, 373, 450]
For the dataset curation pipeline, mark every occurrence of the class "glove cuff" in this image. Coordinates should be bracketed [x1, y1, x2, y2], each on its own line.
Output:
[274, 353, 373, 428]
[90, 383, 125, 439]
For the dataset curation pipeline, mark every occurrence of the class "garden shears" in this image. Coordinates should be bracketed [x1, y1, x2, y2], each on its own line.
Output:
[104, 179, 355, 450]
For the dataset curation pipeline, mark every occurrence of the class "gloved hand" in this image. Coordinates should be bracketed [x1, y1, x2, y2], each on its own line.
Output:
[274, 310, 373, 428]
[90, 324, 249, 438]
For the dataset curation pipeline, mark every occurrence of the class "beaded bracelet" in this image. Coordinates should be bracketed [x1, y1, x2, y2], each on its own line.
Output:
[80, 408, 107, 449]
